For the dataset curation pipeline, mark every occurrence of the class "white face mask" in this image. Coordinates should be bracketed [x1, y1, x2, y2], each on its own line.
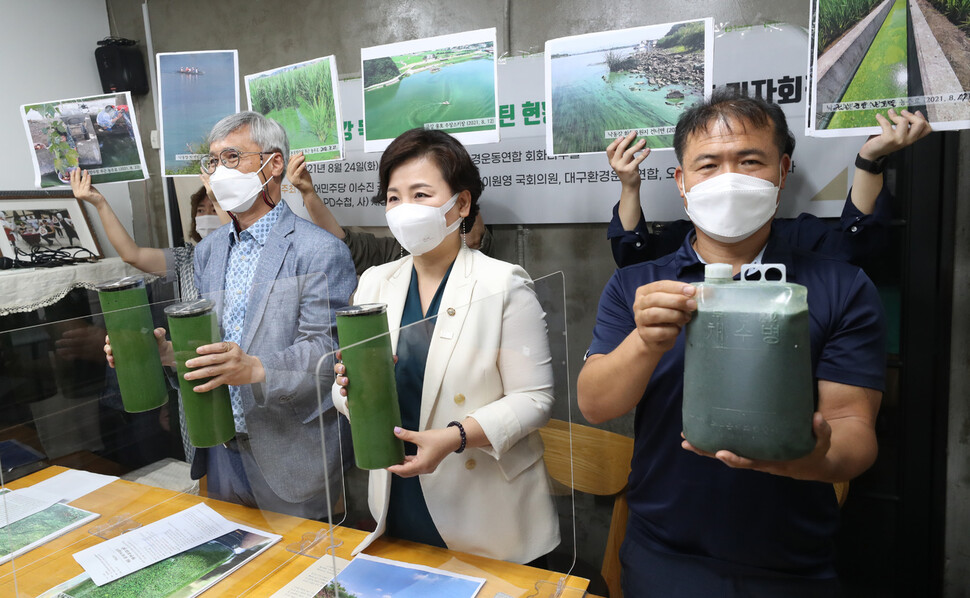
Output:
[681, 168, 782, 243]
[385, 192, 462, 256]
[195, 214, 221, 239]
[208, 153, 274, 213]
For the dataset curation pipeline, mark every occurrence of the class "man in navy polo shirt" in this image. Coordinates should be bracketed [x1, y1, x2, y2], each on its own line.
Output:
[578, 91, 930, 595]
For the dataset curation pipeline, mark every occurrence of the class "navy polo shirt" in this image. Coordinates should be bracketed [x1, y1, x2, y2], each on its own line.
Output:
[588, 230, 886, 578]
[607, 185, 892, 268]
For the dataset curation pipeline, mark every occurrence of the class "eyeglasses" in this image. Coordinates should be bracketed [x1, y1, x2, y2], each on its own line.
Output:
[200, 148, 272, 174]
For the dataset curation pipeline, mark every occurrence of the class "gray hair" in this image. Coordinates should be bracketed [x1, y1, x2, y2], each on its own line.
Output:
[207, 111, 289, 160]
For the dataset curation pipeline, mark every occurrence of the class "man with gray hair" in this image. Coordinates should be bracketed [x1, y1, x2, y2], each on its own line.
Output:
[183, 111, 356, 519]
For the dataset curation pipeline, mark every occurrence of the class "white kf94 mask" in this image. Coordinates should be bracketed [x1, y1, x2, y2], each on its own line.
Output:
[385, 192, 463, 256]
[209, 155, 274, 213]
[681, 168, 782, 243]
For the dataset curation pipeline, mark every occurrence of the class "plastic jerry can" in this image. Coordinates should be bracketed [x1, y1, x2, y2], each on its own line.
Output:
[683, 263, 815, 461]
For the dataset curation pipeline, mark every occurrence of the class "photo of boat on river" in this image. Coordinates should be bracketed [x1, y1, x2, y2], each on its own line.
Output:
[157, 50, 239, 175]
[545, 19, 712, 155]
[361, 28, 498, 152]
[809, 0, 970, 135]
[246, 55, 343, 162]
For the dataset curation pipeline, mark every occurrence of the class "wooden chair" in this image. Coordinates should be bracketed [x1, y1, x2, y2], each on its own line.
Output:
[834, 480, 849, 506]
[538, 418, 634, 598]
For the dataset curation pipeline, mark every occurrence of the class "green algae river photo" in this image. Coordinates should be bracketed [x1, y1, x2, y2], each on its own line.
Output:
[361, 28, 498, 152]
[811, 0, 970, 134]
[545, 19, 712, 155]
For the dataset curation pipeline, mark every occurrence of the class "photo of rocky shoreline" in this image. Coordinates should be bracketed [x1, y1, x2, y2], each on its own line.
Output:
[547, 19, 711, 155]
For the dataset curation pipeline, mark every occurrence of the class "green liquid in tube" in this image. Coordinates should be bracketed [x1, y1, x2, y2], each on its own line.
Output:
[97, 277, 168, 413]
[336, 304, 405, 470]
[165, 299, 235, 448]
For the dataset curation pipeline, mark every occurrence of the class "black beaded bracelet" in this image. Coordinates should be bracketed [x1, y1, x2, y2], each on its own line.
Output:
[447, 420, 466, 454]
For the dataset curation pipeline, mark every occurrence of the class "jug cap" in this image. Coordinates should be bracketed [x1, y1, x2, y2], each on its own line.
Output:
[704, 263, 733, 280]
[164, 298, 215, 318]
[96, 276, 145, 292]
[336, 303, 387, 317]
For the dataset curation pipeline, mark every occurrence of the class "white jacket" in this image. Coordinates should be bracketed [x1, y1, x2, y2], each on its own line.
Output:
[334, 246, 560, 563]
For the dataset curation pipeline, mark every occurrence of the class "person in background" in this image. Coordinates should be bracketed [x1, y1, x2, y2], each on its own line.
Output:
[333, 128, 559, 565]
[96, 105, 124, 131]
[71, 168, 229, 301]
[604, 106, 927, 268]
[578, 91, 930, 596]
[287, 152, 492, 275]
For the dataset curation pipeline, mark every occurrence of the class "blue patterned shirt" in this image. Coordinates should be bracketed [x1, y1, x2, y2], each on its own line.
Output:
[222, 201, 284, 433]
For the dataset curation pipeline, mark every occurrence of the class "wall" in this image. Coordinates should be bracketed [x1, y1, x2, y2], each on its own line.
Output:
[0, 0, 134, 259]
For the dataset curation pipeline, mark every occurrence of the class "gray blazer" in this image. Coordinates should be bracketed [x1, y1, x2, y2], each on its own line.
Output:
[191, 201, 357, 503]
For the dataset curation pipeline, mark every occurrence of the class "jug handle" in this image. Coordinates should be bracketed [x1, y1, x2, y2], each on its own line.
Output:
[740, 263, 787, 282]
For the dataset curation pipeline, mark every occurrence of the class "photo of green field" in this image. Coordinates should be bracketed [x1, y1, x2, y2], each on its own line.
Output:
[0, 497, 97, 564]
[39, 527, 277, 598]
[811, 0, 970, 133]
[546, 20, 712, 155]
[246, 56, 342, 162]
[361, 29, 498, 151]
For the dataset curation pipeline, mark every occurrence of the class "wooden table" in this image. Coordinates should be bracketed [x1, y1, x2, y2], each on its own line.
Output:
[0, 467, 590, 597]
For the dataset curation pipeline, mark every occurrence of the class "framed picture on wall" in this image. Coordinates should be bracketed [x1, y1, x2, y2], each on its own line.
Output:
[0, 193, 101, 260]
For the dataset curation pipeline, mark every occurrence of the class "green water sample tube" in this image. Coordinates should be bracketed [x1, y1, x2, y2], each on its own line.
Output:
[164, 299, 235, 448]
[683, 264, 815, 461]
[96, 277, 168, 413]
[336, 303, 405, 470]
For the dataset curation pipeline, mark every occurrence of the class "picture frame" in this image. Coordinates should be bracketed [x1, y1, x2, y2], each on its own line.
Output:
[0, 192, 102, 260]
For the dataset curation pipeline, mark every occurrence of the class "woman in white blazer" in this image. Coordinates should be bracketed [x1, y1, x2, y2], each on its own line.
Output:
[333, 129, 559, 565]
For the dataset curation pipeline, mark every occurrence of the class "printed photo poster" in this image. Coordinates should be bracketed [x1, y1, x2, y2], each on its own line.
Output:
[158, 50, 239, 176]
[325, 553, 486, 598]
[0, 490, 99, 566]
[20, 92, 149, 188]
[245, 55, 344, 162]
[545, 18, 714, 155]
[808, 0, 970, 136]
[39, 526, 279, 598]
[361, 28, 499, 152]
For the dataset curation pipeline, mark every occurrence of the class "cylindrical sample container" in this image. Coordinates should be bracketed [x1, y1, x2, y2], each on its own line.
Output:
[96, 276, 168, 413]
[164, 299, 235, 447]
[683, 263, 815, 461]
[336, 303, 405, 470]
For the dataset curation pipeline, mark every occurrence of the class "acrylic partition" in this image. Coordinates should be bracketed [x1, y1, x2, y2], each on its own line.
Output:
[0, 270, 348, 597]
[302, 270, 587, 598]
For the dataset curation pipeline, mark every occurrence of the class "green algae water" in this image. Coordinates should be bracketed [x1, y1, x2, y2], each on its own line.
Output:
[96, 277, 168, 413]
[828, 0, 909, 129]
[550, 50, 703, 153]
[364, 58, 496, 140]
[164, 299, 235, 448]
[683, 265, 815, 461]
[336, 304, 405, 470]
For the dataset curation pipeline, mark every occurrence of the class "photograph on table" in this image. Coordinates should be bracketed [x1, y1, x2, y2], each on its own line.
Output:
[320, 553, 486, 598]
[157, 50, 239, 176]
[808, 0, 970, 136]
[39, 526, 279, 598]
[361, 28, 499, 152]
[545, 18, 714, 155]
[245, 55, 344, 163]
[0, 195, 101, 260]
[0, 489, 99, 566]
[21, 91, 148, 188]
